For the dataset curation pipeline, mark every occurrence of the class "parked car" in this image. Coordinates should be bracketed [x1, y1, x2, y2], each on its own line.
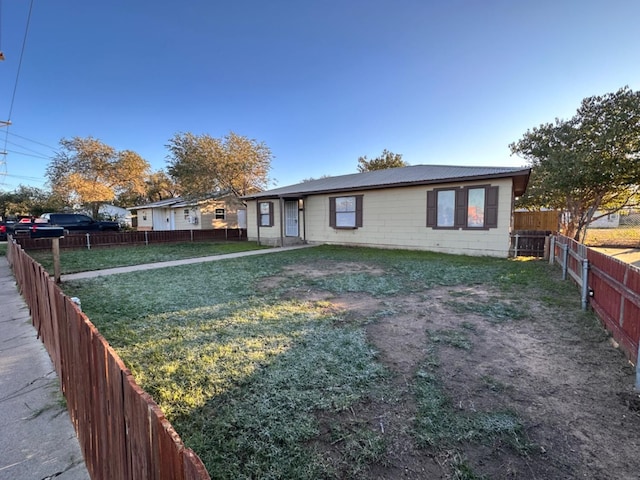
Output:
[40, 213, 120, 233]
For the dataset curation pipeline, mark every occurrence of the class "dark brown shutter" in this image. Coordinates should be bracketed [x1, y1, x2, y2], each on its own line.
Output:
[329, 197, 336, 227]
[355, 195, 363, 227]
[454, 188, 467, 229]
[485, 186, 499, 228]
[426, 190, 436, 226]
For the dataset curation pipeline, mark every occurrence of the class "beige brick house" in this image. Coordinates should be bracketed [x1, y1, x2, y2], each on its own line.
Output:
[243, 165, 530, 257]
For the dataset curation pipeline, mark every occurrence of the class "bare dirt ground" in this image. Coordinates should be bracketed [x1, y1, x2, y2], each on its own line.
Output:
[268, 262, 640, 479]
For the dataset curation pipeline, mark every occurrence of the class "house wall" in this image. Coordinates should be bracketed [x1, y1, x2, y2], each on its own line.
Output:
[199, 196, 246, 229]
[174, 207, 199, 230]
[247, 178, 516, 256]
[136, 208, 154, 231]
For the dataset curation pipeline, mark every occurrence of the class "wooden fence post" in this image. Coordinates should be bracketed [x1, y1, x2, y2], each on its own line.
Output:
[52, 237, 61, 284]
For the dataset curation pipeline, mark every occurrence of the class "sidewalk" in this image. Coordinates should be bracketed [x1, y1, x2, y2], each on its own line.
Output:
[61, 244, 316, 281]
[0, 256, 90, 480]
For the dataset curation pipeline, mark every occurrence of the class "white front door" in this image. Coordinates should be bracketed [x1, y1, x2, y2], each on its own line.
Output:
[285, 201, 298, 237]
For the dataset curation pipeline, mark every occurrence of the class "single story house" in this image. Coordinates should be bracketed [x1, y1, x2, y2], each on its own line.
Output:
[131, 193, 247, 231]
[242, 164, 531, 257]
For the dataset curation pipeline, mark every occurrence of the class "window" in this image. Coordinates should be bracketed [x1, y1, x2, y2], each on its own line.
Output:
[436, 190, 455, 227]
[427, 186, 498, 229]
[329, 195, 363, 228]
[467, 188, 485, 227]
[183, 209, 190, 221]
[259, 202, 274, 227]
[215, 208, 225, 220]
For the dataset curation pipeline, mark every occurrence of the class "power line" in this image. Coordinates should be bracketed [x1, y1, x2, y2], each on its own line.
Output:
[4, 138, 54, 158]
[6, 131, 58, 152]
[5, 149, 51, 160]
[1, 0, 35, 187]
[6, 0, 34, 123]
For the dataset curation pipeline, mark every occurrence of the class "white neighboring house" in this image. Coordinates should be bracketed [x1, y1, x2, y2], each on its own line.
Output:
[130, 193, 247, 231]
[80, 204, 131, 226]
[589, 212, 621, 229]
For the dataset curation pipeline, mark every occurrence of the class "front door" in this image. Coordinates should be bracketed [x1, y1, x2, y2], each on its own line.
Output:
[285, 201, 299, 237]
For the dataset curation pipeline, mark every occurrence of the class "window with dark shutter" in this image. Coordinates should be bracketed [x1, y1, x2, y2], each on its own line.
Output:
[427, 185, 499, 230]
[259, 201, 274, 227]
[330, 195, 363, 228]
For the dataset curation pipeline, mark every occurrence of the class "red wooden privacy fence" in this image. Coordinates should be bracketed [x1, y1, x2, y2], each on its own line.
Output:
[14, 228, 247, 250]
[552, 235, 640, 371]
[7, 239, 211, 480]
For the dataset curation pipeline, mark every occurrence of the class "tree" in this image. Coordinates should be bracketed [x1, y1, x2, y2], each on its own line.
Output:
[46, 137, 151, 217]
[144, 170, 179, 202]
[166, 131, 272, 198]
[357, 149, 408, 172]
[0, 185, 66, 218]
[510, 87, 640, 241]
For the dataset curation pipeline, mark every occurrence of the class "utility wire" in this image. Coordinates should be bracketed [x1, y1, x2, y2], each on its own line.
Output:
[5, 138, 54, 158]
[1, 0, 35, 187]
[6, 0, 34, 123]
[6, 131, 58, 152]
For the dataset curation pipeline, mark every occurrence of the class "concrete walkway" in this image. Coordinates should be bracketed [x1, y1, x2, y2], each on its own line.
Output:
[61, 244, 316, 281]
[0, 256, 90, 480]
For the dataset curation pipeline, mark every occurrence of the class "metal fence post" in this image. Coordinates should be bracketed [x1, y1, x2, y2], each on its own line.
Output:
[145, 231, 148, 245]
[549, 236, 555, 265]
[636, 344, 640, 391]
[86, 233, 91, 250]
[561, 243, 569, 280]
[514, 234, 519, 258]
[581, 258, 589, 311]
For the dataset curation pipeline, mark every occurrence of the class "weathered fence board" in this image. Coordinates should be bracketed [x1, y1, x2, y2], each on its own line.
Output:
[6, 239, 211, 480]
[514, 210, 559, 231]
[553, 235, 640, 368]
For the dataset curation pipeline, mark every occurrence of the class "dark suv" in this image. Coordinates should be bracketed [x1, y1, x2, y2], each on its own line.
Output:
[40, 213, 120, 233]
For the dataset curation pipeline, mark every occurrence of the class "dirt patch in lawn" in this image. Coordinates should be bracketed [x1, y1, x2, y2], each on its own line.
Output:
[259, 263, 640, 479]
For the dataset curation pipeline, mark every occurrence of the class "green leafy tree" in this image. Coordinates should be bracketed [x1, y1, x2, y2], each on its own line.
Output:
[357, 149, 408, 172]
[46, 137, 150, 217]
[166, 131, 272, 198]
[510, 86, 640, 241]
[0, 185, 66, 218]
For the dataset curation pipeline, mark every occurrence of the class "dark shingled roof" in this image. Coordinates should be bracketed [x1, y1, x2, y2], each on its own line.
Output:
[244, 164, 530, 199]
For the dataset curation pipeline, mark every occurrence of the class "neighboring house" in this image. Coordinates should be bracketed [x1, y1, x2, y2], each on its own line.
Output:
[242, 165, 531, 257]
[588, 212, 620, 229]
[130, 193, 247, 231]
[81, 204, 131, 226]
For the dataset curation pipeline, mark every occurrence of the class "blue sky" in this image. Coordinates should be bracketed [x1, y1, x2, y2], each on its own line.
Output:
[1, 0, 639, 193]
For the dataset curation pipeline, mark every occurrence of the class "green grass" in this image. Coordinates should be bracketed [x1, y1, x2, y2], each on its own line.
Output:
[59, 245, 580, 478]
[27, 241, 267, 274]
[0, 243, 6, 256]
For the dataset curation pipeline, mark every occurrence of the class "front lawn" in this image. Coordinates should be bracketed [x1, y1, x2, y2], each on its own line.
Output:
[27, 241, 267, 274]
[60, 246, 638, 479]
